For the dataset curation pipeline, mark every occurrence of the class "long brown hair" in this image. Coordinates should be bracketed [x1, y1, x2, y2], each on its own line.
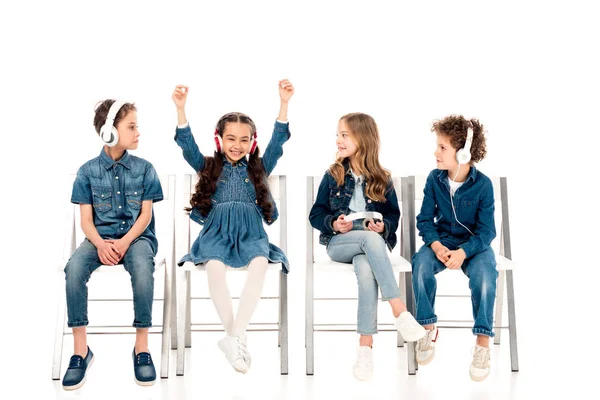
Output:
[186, 112, 273, 220]
[329, 112, 391, 202]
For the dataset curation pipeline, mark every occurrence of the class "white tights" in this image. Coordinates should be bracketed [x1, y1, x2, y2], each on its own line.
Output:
[205, 257, 268, 338]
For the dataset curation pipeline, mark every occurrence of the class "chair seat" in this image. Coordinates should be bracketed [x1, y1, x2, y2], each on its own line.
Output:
[312, 254, 412, 273]
[180, 260, 282, 272]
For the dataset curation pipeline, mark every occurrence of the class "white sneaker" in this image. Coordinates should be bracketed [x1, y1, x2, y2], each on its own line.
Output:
[469, 345, 491, 382]
[353, 346, 374, 381]
[218, 335, 249, 374]
[395, 312, 426, 342]
[416, 327, 438, 365]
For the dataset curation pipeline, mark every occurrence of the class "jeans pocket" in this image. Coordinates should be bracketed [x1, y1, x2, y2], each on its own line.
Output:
[92, 187, 112, 213]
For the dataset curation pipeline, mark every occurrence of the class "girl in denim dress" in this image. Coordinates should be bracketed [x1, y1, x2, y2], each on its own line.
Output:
[172, 80, 294, 373]
[309, 113, 425, 381]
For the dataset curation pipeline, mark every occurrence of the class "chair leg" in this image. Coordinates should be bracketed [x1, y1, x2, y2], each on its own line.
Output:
[280, 272, 288, 375]
[506, 270, 519, 371]
[160, 261, 171, 378]
[305, 266, 314, 375]
[494, 270, 506, 345]
[185, 272, 192, 348]
[278, 273, 282, 348]
[52, 273, 67, 380]
[170, 260, 178, 350]
[176, 270, 189, 376]
[404, 271, 417, 375]
[397, 272, 406, 348]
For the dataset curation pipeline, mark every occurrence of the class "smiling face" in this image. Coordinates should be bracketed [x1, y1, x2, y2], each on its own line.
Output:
[336, 119, 359, 160]
[434, 133, 459, 170]
[221, 121, 253, 163]
[115, 110, 140, 150]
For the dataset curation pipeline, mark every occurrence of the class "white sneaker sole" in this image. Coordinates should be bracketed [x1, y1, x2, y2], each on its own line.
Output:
[470, 369, 490, 382]
[134, 377, 156, 386]
[417, 349, 435, 366]
[62, 355, 95, 391]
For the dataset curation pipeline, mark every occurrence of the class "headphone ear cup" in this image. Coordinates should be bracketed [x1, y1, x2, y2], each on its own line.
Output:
[249, 132, 258, 155]
[106, 127, 119, 147]
[214, 132, 223, 153]
[456, 148, 471, 164]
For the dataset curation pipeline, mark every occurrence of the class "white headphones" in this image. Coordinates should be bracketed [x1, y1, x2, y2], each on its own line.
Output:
[99, 100, 127, 147]
[455, 120, 474, 164]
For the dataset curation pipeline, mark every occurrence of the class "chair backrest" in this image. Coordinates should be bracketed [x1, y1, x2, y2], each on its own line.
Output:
[305, 175, 410, 264]
[177, 174, 287, 261]
[64, 174, 177, 262]
[407, 175, 512, 260]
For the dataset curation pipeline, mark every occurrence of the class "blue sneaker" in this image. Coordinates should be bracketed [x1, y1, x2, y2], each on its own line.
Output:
[133, 349, 156, 386]
[62, 347, 94, 391]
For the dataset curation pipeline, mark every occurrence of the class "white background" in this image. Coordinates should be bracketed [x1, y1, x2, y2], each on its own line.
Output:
[1, 0, 598, 397]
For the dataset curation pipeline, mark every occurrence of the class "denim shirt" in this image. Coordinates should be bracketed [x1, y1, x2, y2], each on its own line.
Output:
[416, 167, 496, 258]
[175, 120, 291, 226]
[309, 160, 400, 251]
[71, 149, 164, 254]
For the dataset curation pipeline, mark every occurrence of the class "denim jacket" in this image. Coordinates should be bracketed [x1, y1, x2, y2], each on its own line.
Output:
[175, 120, 290, 226]
[309, 160, 400, 251]
[416, 168, 496, 258]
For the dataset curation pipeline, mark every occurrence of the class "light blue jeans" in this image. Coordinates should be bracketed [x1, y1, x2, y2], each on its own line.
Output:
[64, 238, 156, 328]
[411, 244, 498, 337]
[326, 231, 401, 335]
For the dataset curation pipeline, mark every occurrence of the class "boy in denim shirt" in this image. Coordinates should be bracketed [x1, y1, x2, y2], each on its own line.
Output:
[411, 115, 497, 382]
[62, 100, 163, 390]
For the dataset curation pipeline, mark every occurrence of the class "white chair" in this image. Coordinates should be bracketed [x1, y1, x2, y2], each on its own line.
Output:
[404, 175, 519, 374]
[305, 176, 413, 375]
[51, 174, 176, 380]
[175, 174, 289, 376]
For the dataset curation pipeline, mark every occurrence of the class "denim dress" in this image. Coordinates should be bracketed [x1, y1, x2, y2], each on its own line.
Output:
[175, 121, 290, 273]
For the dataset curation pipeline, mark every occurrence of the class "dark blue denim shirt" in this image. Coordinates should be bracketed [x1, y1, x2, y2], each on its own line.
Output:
[71, 149, 164, 254]
[175, 121, 291, 225]
[309, 160, 400, 251]
[417, 167, 495, 258]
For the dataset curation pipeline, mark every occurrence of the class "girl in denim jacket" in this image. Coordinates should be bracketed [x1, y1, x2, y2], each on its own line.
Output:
[309, 113, 425, 381]
[411, 115, 497, 382]
[172, 80, 293, 374]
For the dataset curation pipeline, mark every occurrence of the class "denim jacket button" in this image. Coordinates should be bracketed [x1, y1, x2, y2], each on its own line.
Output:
[367, 199, 372, 203]
[255, 200, 258, 204]
[336, 191, 340, 196]
[245, 178, 249, 183]
[268, 219, 272, 223]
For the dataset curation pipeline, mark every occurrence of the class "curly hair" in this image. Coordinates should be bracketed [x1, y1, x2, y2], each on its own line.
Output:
[329, 112, 391, 202]
[432, 115, 487, 163]
[93, 99, 137, 135]
[186, 112, 273, 221]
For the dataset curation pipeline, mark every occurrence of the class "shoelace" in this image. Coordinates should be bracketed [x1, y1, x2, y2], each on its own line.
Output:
[238, 340, 250, 364]
[136, 352, 152, 366]
[68, 355, 84, 369]
[471, 347, 489, 368]
[416, 330, 433, 352]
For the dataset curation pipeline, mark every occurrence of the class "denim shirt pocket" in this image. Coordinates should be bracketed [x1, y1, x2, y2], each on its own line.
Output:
[92, 187, 112, 213]
[125, 188, 144, 210]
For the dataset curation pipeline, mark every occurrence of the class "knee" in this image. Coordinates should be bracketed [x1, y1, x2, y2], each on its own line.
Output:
[411, 249, 436, 278]
[360, 231, 386, 251]
[469, 263, 498, 295]
[64, 259, 88, 285]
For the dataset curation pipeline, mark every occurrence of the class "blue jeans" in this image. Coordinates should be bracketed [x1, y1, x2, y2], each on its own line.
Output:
[64, 238, 156, 328]
[326, 231, 401, 335]
[411, 244, 498, 337]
